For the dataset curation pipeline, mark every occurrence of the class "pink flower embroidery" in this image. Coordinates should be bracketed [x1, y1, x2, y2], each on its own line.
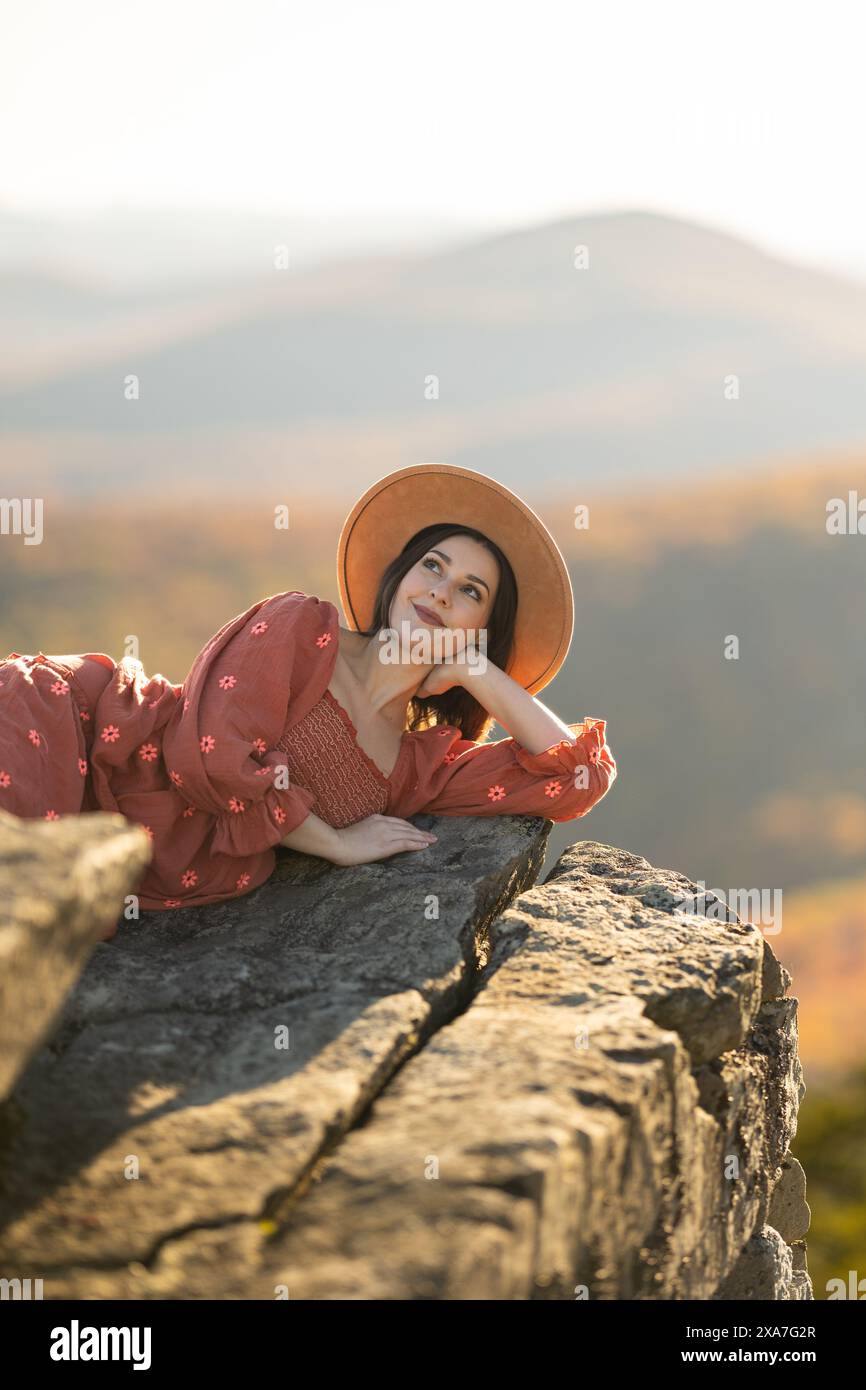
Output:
[487, 784, 506, 802]
[182, 804, 196, 818]
[44, 809, 60, 820]
[169, 769, 184, 787]
[251, 737, 267, 755]
[181, 869, 198, 888]
[587, 745, 600, 766]
[0, 770, 11, 787]
[235, 872, 251, 891]
[228, 796, 246, 813]
[218, 674, 237, 689]
[315, 631, 332, 648]
[78, 758, 88, 776]
[254, 766, 272, 776]
[199, 733, 216, 753]
[164, 898, 182, 908]
[272, 805, 287, 826]
[544, 779, 562, 798]
[27, 729, 41, 746]
[251, 621, 269, 636]
[50, 679, 69, 696]
[437, 728, 452, 736]
[80, 710, 91, 723]
[101, 724, 120, 743]
[444, 751, 458, 764]
[138, 743, 158, 761]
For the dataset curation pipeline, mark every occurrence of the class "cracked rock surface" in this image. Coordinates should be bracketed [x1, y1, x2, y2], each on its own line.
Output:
[0, 825, 811, 1300]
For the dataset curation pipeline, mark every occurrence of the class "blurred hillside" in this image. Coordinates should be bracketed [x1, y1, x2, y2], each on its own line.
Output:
[779, 873, 866, 1084]
[791, 1067, 866, 1299]
[4, 208, 866, 498]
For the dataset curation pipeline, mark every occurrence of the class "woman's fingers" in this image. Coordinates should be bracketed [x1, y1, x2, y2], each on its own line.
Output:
[387, 836, 435, 857]
[381, 816, 436, 839]
[380, 822, 437, 855]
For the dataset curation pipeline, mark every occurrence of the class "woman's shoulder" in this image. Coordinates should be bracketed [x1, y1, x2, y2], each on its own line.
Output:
[183, 590, 339, 688]
[267, 589, 331, 614]
[234, 592, 340, 674]
[258, 590, 339, 633]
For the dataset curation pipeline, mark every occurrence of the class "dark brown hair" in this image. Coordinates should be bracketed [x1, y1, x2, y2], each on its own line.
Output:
[358, 522, 518, 742]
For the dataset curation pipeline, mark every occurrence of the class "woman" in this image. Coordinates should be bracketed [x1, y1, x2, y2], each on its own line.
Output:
[0, 465, 616, 930]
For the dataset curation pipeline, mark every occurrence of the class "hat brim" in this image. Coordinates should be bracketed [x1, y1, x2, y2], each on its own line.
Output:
[336, 463, 574, 695]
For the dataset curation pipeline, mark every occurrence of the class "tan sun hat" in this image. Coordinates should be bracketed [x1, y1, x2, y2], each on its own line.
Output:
[336, 463, 574, 695]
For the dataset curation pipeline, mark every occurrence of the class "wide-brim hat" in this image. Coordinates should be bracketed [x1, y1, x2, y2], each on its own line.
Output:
[336, 463, 574, 695]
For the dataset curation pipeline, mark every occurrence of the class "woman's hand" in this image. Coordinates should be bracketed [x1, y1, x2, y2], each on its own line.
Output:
[415, 661, 466, 697]
[414, 628, 481, 698]
[330, 814, 438, 867]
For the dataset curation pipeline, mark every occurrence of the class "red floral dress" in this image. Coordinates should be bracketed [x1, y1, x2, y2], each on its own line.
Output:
[0, 591, 616, 914]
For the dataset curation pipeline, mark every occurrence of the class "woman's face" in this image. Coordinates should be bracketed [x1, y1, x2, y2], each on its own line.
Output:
[390, 533, 500, 636]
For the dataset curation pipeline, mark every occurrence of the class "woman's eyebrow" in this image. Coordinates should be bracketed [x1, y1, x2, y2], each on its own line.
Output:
[428, 549, 490, 594]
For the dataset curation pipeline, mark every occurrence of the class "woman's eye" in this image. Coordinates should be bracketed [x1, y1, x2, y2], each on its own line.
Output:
[423, 557, 480, 600]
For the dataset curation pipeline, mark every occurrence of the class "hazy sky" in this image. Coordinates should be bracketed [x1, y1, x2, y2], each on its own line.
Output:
[3, 0, 864, 273]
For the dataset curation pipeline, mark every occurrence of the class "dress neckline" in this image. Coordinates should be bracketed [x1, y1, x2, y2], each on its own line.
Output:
[322, 687, 410, 784]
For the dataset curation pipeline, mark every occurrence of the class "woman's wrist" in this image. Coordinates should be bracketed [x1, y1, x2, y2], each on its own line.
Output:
[456, 655, 493, 688]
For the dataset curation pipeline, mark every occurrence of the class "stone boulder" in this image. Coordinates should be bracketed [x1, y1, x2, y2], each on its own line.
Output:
[0, 813, 811, 1299]
[0, 808, 151, 1100]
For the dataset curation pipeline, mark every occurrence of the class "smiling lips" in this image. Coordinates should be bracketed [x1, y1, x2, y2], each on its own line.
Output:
[413, 602, 445, 628]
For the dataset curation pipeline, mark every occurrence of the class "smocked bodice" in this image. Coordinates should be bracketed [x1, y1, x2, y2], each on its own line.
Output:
[275, 688, 393, 828]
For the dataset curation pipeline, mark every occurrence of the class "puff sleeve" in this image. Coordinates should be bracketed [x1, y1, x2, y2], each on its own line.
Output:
[420, 717, 616, 824]
[160, 590, 326, 857]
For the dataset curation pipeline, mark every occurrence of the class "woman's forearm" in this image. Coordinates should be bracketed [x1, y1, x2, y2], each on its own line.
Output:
[280, 810, 342, 861]
[461, 659, 578, 753]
